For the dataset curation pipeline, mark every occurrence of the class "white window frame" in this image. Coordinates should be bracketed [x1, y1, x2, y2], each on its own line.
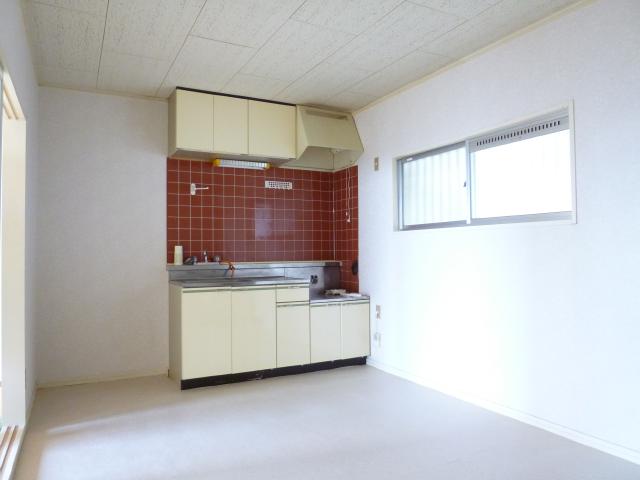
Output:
[396, 106, 576, 231]
[397, 142, 468, 230]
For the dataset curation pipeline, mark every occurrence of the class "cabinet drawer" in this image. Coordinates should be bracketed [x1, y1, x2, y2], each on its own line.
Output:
[276, 285, 309, 303]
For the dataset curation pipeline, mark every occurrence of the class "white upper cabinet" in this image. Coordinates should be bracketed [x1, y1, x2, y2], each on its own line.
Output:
[213, 95, 248, 155]
[169, 89, 214, 155]
[248, 100, 296, 159]
[169, 89, 296, 161]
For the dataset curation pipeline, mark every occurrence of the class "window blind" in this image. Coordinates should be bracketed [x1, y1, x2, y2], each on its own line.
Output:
[399, 143, 467, 227]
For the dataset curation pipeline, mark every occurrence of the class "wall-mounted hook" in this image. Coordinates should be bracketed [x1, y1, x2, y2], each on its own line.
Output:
[190, 183, 209, 195]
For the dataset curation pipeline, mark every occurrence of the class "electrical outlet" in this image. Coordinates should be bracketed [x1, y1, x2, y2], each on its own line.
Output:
[374, 305, 382, 347]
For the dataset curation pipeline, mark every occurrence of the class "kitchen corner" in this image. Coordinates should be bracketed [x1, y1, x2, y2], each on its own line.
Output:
[165, 91, 368, 391]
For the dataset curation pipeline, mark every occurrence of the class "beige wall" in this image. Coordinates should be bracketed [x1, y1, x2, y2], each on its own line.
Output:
[36, 87, 168, 385]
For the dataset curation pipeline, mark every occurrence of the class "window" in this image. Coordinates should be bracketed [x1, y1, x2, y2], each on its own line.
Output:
[397, 109, 574, 230]
[398, 143, 467, 229]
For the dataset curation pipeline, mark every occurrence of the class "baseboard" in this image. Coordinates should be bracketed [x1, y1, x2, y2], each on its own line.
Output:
[181, 357, 367, 390]
[366, 357, 640, 466]
[36, 369, 169, 389]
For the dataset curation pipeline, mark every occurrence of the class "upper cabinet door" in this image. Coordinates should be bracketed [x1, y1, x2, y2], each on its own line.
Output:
[248, 100, 296, 159]
[213, 95, 248, 155]
[173, 90, 214, 153]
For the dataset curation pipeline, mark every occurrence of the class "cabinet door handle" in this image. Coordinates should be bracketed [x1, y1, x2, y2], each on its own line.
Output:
[277, 302, 310, 308]
[232, 286, 276, 291]
[183, 287, 232, 293]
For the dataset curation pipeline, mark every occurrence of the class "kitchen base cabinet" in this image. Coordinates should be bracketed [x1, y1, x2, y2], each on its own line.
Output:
[169, 286, 232, 381]
[310, 304, 341, 363]
[341, 301, 371, 359]
[182, 288, 232, 379]
[170, 280, 370, 390]
[277, 303, 310, 367]
[232, 287, 277, 373]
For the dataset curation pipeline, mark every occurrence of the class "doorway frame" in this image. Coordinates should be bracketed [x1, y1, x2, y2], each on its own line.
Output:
[0, 61, 28, 427]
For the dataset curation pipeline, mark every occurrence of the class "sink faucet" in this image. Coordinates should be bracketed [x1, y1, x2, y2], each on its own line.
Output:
[219, 259, 236, 277]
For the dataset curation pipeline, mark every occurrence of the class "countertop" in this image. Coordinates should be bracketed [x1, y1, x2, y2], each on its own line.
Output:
[170, 276, 369, 304]
[170, 276, 309, 288]
[167, 261, 340, 271]
[309, 292, 370, 304]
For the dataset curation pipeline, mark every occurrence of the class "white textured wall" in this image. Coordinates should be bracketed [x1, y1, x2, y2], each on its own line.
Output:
[37, 87, 168, 384]
[0, 0, 40, 422]
[356, 0, 640, 462]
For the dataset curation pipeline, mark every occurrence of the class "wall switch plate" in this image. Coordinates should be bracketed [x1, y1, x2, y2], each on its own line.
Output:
[375, 305, 381, 319]
[374, 156, 379, 171]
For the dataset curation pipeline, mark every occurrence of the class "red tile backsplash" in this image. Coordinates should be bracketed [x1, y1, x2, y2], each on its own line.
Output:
[333, 166, 359, 293]
[167, 160, 358, 291]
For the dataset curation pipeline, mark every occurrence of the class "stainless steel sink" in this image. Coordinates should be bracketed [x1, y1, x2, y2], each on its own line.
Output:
[175, 275, 308, 288]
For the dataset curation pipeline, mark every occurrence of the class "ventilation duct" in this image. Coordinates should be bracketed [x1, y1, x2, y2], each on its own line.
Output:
[293, 106, 364, 170]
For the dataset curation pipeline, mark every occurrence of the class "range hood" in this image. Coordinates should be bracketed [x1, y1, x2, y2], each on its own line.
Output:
[294, 106, 364, 170]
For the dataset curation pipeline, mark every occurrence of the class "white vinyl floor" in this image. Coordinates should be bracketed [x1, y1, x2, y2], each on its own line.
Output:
[15, 366, 640, 479]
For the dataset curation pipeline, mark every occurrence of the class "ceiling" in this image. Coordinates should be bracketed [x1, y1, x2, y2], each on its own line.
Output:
[22, 0, 580, 111]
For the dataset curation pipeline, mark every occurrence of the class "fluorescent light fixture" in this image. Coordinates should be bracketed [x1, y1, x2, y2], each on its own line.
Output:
[212, 158, 271, 170]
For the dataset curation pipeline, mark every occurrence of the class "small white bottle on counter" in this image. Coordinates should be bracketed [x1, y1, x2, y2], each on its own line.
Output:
[173, 245, 183, 265]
